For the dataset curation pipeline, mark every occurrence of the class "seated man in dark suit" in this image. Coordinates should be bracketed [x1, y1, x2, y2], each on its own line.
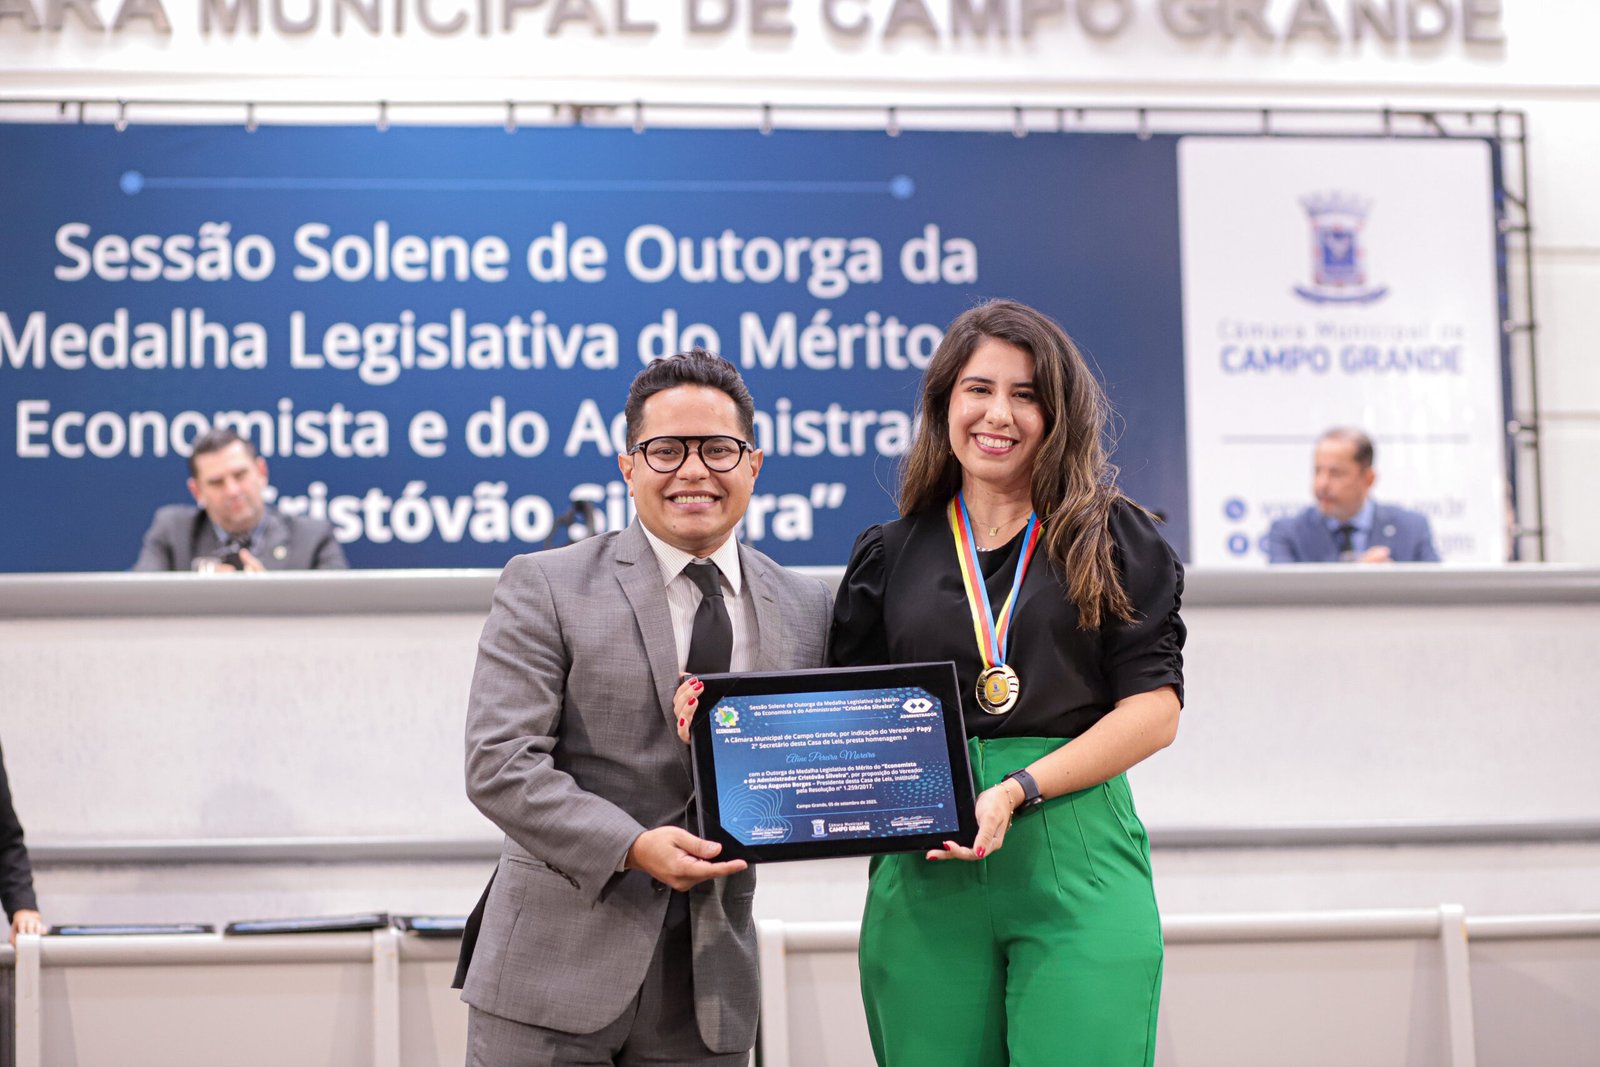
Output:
[132, 428, 347, 571]
[1267, 427, 1441, 564]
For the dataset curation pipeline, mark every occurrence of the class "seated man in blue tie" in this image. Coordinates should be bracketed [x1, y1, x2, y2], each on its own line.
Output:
[1267, 428, 1441, 564]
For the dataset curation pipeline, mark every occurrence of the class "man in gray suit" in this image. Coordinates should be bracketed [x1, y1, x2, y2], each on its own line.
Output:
[458, 350, 832, 1066]
[132, 427, 346, 572]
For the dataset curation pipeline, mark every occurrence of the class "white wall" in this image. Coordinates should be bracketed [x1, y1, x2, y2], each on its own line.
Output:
[5, 568, 1599, 1067]
[5, 569, 1598, 929]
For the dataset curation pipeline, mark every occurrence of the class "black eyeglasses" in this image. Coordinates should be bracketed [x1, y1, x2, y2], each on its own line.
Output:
[629, 435, 753, 474]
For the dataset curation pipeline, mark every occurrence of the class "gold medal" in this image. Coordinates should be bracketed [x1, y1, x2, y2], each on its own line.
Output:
[949, 495, 1041, 719]
[976, 664, 1020, 715]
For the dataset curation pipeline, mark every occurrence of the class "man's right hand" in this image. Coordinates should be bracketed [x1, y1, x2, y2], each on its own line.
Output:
[624, 826, 747, 891]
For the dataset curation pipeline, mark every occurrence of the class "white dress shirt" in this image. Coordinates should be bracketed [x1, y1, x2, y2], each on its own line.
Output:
[637, 524, 758, 674]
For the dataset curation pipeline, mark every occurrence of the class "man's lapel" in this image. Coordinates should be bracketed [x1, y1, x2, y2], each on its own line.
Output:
[1309, 511, 1340, 562]
[740, 544, 786, 673]
[254, 510, 291, 567]
[189, 511, 222, 564]
[614, 523, 692, 772]
[1368, 503, 1398, 552]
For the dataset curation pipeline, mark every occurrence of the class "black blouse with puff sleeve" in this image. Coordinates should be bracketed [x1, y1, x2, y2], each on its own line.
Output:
[829, 500, 1185, 740]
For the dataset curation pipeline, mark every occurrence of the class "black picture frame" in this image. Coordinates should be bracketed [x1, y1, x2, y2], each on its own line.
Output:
[689, 661, 977, 864]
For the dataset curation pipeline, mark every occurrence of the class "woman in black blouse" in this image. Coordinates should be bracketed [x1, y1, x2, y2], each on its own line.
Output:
[830, 299, 1184, 1067]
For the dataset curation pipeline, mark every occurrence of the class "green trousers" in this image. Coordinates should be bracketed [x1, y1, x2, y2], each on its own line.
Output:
[859, 737, 1163, 1067]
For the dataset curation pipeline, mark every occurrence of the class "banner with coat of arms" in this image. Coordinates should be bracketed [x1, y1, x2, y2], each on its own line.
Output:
[0, 125, 1510, 570]
[1179, 137, 1508, 565]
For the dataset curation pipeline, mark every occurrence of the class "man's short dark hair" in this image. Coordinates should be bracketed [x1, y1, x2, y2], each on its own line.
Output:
[623, 349, 757, 448]
[187, 427, 258, 478]
[1320, 427, 1375, 469]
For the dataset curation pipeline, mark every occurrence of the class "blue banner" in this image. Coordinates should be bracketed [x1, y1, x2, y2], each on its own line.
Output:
[0, 124, 1187, 570]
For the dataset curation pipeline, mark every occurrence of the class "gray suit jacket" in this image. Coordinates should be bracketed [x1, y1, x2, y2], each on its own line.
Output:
[132, 505, 347, 571]
[459, 522, 831, 1051]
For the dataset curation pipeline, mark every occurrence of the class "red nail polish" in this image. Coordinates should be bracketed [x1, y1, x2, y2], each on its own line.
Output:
[689, 698, 697, 706]
[975, 846, 986, 859]
[692, 679, 704, 689]
[678, 718, 685, 727]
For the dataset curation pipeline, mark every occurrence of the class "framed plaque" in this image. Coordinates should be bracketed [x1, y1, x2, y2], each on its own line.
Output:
[689, 662, 977, 863]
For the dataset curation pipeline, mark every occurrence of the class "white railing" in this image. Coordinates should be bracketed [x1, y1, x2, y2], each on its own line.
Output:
[4, 928, 459, 1067]
[754, 907, 1600, 1067]
[4, 908, 1598, 1067]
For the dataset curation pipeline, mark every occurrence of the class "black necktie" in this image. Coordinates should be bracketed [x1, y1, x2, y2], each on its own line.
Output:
[683, 563, 733, 675]
[1335, 524, 1356, 562]
[676, 563, 729, 907]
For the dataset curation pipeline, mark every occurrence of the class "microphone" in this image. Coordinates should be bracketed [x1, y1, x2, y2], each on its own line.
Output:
[544, 500, 603, 549]
[218, 533, 253, 569]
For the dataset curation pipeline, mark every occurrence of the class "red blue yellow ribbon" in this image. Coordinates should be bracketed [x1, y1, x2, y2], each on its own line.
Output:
[947, 493, 1042, 670]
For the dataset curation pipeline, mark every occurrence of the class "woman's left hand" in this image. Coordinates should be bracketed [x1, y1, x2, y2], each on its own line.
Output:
[926, 782, 1016, 862]
[673, 674, 705, 744]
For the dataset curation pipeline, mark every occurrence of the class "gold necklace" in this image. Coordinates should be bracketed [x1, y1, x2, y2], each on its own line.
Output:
[976, 512, 1027, 539]
[972, 512, 1030, 549]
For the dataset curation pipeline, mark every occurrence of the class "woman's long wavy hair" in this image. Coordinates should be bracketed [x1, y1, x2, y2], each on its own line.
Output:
[898, 299, 1137, 629]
